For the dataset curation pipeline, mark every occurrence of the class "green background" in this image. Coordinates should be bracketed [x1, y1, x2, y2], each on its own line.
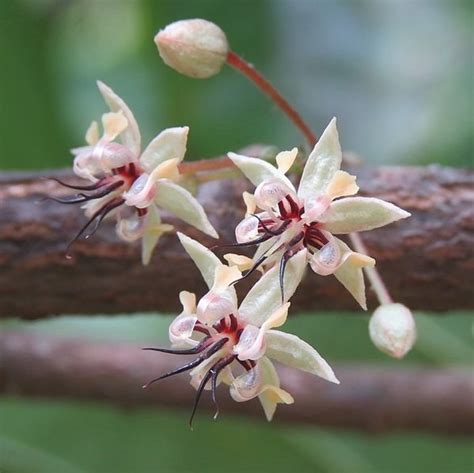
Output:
[0, 0, 472, 472]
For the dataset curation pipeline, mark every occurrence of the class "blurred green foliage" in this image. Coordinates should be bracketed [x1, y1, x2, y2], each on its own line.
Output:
[0, 0, 473, 472]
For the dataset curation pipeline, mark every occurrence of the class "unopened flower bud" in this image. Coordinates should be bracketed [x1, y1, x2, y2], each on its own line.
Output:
[369, 303, 416, 359]
[154, 19, 229, 79]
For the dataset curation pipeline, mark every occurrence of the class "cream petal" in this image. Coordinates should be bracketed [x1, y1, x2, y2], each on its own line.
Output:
[333, 238, 374, 310]
[254, 179, 299, 213]
[124, 159, 180, 209]
[265, 330, 339, 384]
[233, 324, 265, 360]
[116, 214, 146, 242]
[178, 234, 238, 310]
[239, 249, 307, 327]
[179, 290, 197, 314]
[234, 303, 290, 360]
[154, 181, 218, 238]
[229, 365, 263, 402]
[235, 215, 259, 243]
[298, 118, 342, 202]
[276, 147, 298, 174]
[302, 195, 331, 222]
[325, 170, 359, 200]
[322, 197, 411, 234]
[242, 191, 256, 216]
[177, 233, 226, 289]
[308, 233, 342, 276]
[223, 253, 255, 272]
[97, 81, 141, 156]
[72, 149, 102, 182]
[101, 111, 128, 142]
[258, 357, 281, 421]
[98, 142, 136, 172]
[196, 290, 236, 324]
[140, 126, 189, 174]
[213, 265, 242, 292]
[85, 121, 100, 145]
[169, 313, 199, 348]
[141, 206, 173, 265]
[228, 152, 296, 192]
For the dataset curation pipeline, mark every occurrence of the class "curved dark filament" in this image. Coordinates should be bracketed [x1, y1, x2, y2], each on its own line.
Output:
[213, 233, 274, 251]
[250, 214, 281, 236]
[83, 198, 124, 240]
[210, 355, 235, 421]
[46, 177, 107, 191]
[143, 337, 229, 390]
[65, 198, 124, 258]
[142, 338, 211, 355]
[279, 232, 305, 302]
[230, 253, 268, 286]
[279, 251, 291, 304]
[46, 180, 124, 205]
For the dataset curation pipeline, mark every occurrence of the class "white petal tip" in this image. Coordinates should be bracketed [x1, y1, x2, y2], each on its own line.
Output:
[206, 227, 219, 239]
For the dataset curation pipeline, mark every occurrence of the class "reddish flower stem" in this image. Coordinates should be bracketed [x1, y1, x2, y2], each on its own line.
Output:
[226, 51, 317, 147]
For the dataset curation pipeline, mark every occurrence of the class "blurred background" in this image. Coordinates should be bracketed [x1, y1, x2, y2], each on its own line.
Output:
[0, 0, 472, 472]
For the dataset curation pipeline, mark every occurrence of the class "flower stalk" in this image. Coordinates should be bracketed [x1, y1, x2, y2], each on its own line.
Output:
[226, 51, 317, 147]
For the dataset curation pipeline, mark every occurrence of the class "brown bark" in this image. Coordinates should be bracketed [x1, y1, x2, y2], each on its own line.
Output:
[0, 163, 473, 319]
[0, 331, 472, 435]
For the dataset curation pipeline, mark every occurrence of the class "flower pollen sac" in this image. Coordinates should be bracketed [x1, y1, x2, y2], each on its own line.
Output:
[227, 118, 411, 309]
[142, 234, 339, 426]
[51, 81, 217, 264]
[155, 19, 229, 79]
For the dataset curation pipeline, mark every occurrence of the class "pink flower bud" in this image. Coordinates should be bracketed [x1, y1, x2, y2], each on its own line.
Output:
[154, 19, 229, 79]
[369, 303, 417, 359]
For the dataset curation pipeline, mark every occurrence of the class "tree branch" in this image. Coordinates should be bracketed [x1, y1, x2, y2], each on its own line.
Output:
[0, 331, 472, 435]
[0, 161, 473, 318]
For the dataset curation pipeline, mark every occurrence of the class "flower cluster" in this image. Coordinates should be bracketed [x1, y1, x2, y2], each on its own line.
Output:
[55, 18, 413, 425]
[140, 119, 410, 424]
[143, 233, 338, 424]
[53, 81, 217, 264]
[227, 118, 410, 309]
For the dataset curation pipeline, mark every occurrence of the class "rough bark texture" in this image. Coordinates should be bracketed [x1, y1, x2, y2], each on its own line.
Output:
[1, 331, 472, 435]
[0, 164, 473, 319]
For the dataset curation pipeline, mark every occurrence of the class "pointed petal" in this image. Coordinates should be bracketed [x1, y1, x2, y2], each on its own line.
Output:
[322, 197, 411, 234]
[85, 121, 100, 145]
[239, 249, 307, 327]
[141, 206, 173, 265]
[140, 126, 189, 173]
[102, 111, 128, 141]
[177, 233, 224, 288]
[155, 181, 218, 238]
[177, 233, 236, 313]
[228, 152, 296, 192]
[97, 81, 141, 156]
[333, 238, 373, 310]
[298, 118, 342, 202]
[276, 147, 298, 174]
[265, 330, 339, 384]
